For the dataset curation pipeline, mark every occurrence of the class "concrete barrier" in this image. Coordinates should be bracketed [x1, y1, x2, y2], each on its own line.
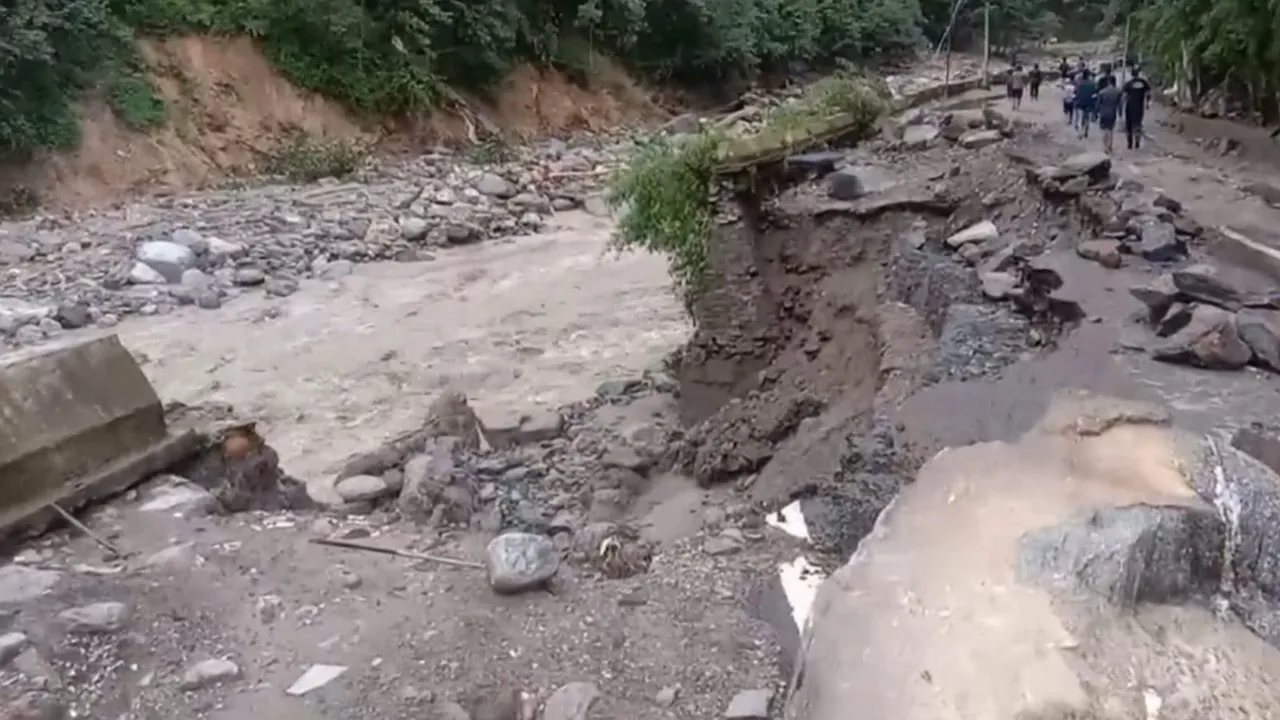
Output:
[0, 335, 199, 538]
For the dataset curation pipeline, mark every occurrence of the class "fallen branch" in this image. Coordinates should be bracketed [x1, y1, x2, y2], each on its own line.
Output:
[49, 503, 125, 559]
[310, 537, 484, 570]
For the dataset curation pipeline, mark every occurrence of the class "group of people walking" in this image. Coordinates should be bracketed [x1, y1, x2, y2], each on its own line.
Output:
[1004, 57, 1154, 155]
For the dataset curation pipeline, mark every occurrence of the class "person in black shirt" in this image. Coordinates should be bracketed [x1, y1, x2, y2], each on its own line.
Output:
[1122, 67, 1153, 149]
[1028, 64, 1043, 100]
[1058, 58, 1070, 81]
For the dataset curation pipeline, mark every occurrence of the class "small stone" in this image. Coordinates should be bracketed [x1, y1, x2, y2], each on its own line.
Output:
[129, 261, 168, 285]
[178, 658, 241, 690]
[255, 594, 284, 623]
[335, 474, 393, 502]
[724, 688, 773, 719]
[181, 268, 213, 288]
[170, 228, 209, 255]
[980, 271, 1018, 299]
[335, 569, 363, 590]
[704, 534, 743, 556]
[195, 290, 222, 310]
[1172, 263, 1244, 310]
[654, 685, 679, 707]
[0, 632, 29, 666]
[233, 268, 266, 286]
[265, 277, 299, 297]
[542, 681, 600, 720]
[53, 302, 91, 329]
[957, 128, 1004, 149]
[485, 532, 560, 594]
[945, 220, 998, 248]
[143, 542, 198, 571]
[206, 236, 245, 258]
[1076, 239, 1122, 269]
[476, 173, 515, 198]
[826, 167, 867, 200]
[400, 217, 429, 241]
[58, 601, 130, 633]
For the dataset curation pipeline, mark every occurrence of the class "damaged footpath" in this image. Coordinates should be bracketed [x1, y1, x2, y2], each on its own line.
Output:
[691, 95, 1280, 717]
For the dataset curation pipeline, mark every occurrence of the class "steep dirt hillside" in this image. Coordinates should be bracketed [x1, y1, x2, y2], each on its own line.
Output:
[0, 35, 662, 210]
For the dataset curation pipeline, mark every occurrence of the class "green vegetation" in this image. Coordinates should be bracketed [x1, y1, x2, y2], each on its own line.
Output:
[1120, 0, 1280, 122]
[607, 74, 887, 310]
[262, 132, 371, 182]
[0, 0, 930, 160]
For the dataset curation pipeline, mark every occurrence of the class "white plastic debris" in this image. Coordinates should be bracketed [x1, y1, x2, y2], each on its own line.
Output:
[286, 664, 348, 696]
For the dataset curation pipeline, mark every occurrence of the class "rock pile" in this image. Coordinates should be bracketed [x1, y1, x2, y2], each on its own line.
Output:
[1130, 264, 1280, 371]
[321, 371, 680, 578]
[0, 138, 622, 350]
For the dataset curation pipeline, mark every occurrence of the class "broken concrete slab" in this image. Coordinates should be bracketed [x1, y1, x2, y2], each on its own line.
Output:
[787, 390, 1280, 720]
[0, 335, 200, 539]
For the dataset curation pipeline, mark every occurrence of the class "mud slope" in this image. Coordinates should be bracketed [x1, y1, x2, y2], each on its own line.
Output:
[673, 107, 1100, 561]
[1, 36, 660, 209]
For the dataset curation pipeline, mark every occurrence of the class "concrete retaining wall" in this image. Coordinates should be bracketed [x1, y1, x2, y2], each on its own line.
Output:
[0, 335, 171, 529]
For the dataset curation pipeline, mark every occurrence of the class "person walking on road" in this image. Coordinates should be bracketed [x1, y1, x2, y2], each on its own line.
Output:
[1097, 77, 1122, 154]
[1062, 74, 1077, 125]
[1028, 64, 1043, 101]
[1074, 70, 1099, 138]
[1122, 67, 1153, 149]
[1008, 65, 1026, 110]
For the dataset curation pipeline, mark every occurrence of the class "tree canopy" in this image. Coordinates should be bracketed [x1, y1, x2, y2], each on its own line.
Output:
[1, 0, 1276, 161]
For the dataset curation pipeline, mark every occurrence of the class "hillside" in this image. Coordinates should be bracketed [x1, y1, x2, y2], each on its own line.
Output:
[5, 0, 1271, 210]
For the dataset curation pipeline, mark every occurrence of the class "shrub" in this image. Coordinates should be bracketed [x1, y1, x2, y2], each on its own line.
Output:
[262, 132, 370, 182]
[608, 74, 888, 312]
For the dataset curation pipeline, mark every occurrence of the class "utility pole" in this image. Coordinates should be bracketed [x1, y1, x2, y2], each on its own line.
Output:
[938, 0, 968, 97]
[1121, 15, 1131, 82]
[981, 0, 991, 88]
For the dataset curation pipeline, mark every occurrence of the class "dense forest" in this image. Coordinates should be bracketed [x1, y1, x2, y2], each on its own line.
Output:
[0, 0, 1277, 159]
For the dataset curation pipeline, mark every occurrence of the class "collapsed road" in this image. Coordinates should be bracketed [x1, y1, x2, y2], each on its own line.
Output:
[5, 57, 1280, 720]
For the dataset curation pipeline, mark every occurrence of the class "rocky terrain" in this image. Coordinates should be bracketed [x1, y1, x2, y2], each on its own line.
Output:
[7, 58, 1280, 720]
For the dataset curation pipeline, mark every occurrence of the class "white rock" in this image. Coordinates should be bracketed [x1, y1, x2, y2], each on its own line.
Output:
[178, 658, 241, 690]
[138, 477, 218, 516]
[945, 220, 999, 248]
[128, 261, 168, 285]
[170, 228, 209, 255]
[0, 631, 28, 665]
[476, 172, 515, 198]
[286, 664, 347, 696]
[143, 542, 199, 571]
[485, 532, 559, 594]
[335, 474, 392, 503]
[399, 217, 429, 241]
[136, 240, 197, 283]
[58, 601, 131, 633]
[205, 236, 245, 258]
[724, 688, 773, 719]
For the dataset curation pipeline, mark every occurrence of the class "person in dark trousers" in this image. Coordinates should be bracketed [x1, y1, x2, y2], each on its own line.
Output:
[1097, 77, 1123, 153]
[1008, 65, 1026, 110]
[1075, 70, 1099, 137]
[1028, 64, 1043, 100]
[1058, 58, 1071, 82]
[1122, 67, 1153, 149]
[1062, 74, 1077, 124]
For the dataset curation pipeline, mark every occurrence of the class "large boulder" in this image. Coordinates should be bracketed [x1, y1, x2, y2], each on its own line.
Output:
[786, 390, 1280, 720]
